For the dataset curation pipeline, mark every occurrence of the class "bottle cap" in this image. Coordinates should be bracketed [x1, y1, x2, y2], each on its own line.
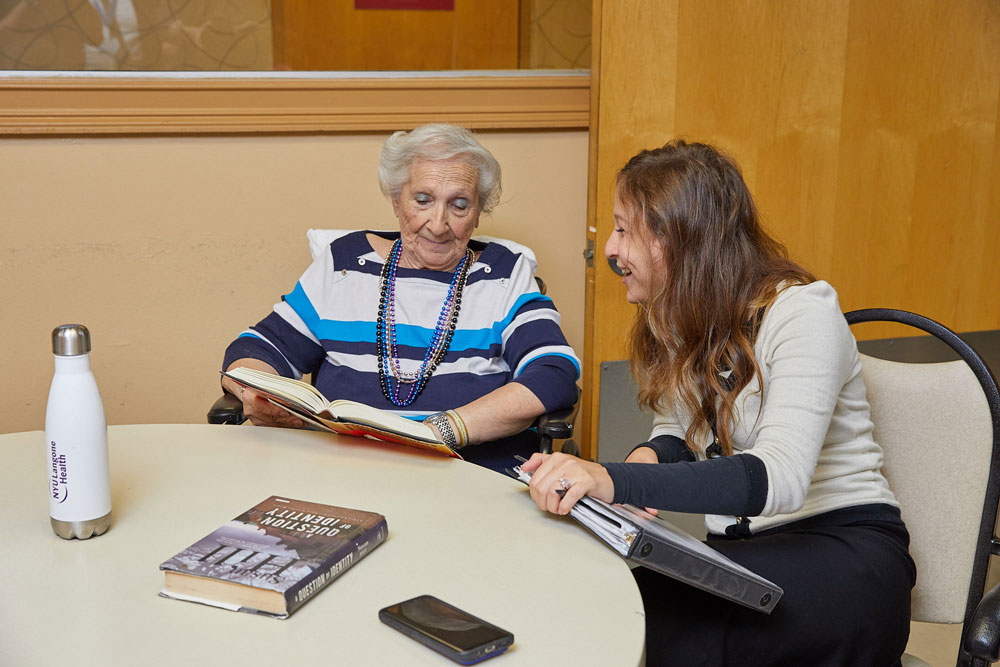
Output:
[52, 324, 92, 356]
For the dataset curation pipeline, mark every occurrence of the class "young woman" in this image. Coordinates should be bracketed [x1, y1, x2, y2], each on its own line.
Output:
[521, 140, 915, 666]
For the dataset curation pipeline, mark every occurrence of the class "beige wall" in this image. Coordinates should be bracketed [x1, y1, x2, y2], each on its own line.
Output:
[1, 130, 588, 435]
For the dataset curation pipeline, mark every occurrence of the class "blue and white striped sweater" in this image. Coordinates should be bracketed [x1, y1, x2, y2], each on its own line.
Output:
[223, 231, 580, 419]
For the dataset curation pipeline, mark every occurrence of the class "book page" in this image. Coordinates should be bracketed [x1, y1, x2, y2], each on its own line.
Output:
[222, 367, 446, 451]
[222, 367, 327, 414]
[322, 400, 438, 443]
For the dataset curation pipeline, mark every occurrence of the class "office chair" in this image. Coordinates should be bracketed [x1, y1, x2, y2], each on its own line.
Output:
[844, 309, 1000, 667]
[209, 230, 578, 456]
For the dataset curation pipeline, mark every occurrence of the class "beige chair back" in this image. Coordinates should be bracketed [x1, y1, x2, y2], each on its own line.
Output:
[859, 353, 993, 623]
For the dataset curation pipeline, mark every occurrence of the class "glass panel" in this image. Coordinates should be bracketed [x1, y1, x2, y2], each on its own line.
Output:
[523, 0, 591, 69]
[0, 0, 590, 72]
[0, 0, 273, 70]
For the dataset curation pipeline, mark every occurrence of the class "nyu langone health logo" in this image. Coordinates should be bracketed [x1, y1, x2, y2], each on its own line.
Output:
[50, 441, 68, 503]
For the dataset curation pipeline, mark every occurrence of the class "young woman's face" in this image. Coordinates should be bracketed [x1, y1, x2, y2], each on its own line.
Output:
[604, 196, 666, 304]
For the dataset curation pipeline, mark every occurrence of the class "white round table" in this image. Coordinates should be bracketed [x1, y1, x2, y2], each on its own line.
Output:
[0, 424, 645, 666]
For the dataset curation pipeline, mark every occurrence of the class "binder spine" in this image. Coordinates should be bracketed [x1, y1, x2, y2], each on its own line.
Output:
[630, 536, 781, 614]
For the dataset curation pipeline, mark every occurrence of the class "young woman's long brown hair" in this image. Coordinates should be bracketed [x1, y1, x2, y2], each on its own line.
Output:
[618, 140, 814, 456]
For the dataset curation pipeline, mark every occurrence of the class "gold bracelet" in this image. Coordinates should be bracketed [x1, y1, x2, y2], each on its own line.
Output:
[447, 410, 467, 448]
[446, 410, 468, 449]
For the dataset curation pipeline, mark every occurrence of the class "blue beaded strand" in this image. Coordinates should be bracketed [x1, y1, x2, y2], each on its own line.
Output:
[376, 239, 472, 407]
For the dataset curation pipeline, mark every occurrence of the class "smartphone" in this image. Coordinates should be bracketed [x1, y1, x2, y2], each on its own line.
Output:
[378, 594, 514, 665]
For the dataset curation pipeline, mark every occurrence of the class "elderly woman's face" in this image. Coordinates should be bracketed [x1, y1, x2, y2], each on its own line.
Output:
[392, 158, 481, 272]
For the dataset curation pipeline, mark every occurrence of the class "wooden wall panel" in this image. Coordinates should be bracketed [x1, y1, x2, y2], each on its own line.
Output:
[672, 0, 850, 288]
[988, 89, 1000, 325]
[581, 1, 680, 454]
[831, 1, 1000, 330]
[272, 0, 518, 71]
[584, 0, 1000, 456]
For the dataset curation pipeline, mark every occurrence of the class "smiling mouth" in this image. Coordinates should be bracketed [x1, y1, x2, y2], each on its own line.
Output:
[421, 237, 453, 247]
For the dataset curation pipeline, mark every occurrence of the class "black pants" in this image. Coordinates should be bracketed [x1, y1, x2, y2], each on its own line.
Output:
[635, 511, 916, 667]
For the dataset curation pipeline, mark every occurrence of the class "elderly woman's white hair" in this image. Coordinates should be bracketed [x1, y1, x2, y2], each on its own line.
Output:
[378, 124, 502, 215]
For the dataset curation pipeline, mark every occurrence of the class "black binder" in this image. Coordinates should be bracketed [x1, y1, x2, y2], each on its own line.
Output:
[509, 466, 783, 614]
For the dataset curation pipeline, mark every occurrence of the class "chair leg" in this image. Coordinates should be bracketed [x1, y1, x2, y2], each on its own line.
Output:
[560, 440, 580, 457]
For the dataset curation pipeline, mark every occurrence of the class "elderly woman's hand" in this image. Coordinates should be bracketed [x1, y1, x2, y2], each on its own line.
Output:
[520, 452, 615, 515]
[222, 359, 305, 429]
[239, 387, 305, 429]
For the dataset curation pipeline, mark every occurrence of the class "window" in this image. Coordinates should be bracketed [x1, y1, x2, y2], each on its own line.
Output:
[0, 0, 590, 134]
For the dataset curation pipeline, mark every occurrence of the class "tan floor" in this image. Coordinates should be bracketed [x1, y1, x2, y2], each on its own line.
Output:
[905, 621, 963, 666]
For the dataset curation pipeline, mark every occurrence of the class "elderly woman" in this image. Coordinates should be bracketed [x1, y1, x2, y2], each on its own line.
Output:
[221, 123, 580, 471]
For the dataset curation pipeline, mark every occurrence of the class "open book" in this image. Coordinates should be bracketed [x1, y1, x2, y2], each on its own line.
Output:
[221, 367, 457, 458]
[509, 465, 783, 614]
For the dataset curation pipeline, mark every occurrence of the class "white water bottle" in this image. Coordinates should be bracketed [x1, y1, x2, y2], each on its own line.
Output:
[46, 324, 112, 539]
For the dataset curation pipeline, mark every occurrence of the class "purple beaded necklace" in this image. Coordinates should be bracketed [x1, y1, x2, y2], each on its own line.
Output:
[376, 239, 474, 407]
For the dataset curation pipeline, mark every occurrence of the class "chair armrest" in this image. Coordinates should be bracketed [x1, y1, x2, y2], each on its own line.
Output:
[207, 392, 247, 425]
[964, 581, 1000, 663]
[536, 390, 580, 455]
[537, 404, 577, 441]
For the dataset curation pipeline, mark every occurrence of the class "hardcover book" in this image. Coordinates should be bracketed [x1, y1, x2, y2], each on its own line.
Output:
[221, 367, 457, 458]
[509, 466, 783, 614]
[159, 495, 388, 618]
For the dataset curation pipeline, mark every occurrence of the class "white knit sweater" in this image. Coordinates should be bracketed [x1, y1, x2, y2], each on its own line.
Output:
[650, 280, 899, 534]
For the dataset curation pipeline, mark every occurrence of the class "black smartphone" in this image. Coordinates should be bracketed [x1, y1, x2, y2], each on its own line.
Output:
[378, 594, 514, 665]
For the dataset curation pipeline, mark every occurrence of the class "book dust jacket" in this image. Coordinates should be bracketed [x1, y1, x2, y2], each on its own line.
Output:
[159, 495, 387, 618]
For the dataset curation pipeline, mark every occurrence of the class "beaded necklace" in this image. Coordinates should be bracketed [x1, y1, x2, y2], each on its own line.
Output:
[376, 239, 474, 406]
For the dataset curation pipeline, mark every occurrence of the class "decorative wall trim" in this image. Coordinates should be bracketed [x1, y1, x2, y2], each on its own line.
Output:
[0, 72, 590, 134]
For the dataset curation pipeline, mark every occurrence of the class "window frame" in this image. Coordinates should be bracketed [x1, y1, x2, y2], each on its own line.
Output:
[0, 70, 589, 134]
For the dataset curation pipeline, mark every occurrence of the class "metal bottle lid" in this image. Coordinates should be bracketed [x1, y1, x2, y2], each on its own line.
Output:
[52, 324, 92, 356]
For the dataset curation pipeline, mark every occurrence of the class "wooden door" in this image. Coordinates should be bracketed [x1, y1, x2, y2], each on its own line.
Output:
[582, 0, 1000, 458]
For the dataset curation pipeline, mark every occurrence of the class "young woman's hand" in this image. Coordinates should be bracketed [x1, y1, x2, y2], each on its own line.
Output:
[520, 452, 614, 515]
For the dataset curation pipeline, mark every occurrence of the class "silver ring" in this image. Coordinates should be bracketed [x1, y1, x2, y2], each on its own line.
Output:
[558, 477, 571, 490]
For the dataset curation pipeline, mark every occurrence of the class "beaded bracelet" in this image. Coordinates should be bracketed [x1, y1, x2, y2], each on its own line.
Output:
[446, 410, 468, 449]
